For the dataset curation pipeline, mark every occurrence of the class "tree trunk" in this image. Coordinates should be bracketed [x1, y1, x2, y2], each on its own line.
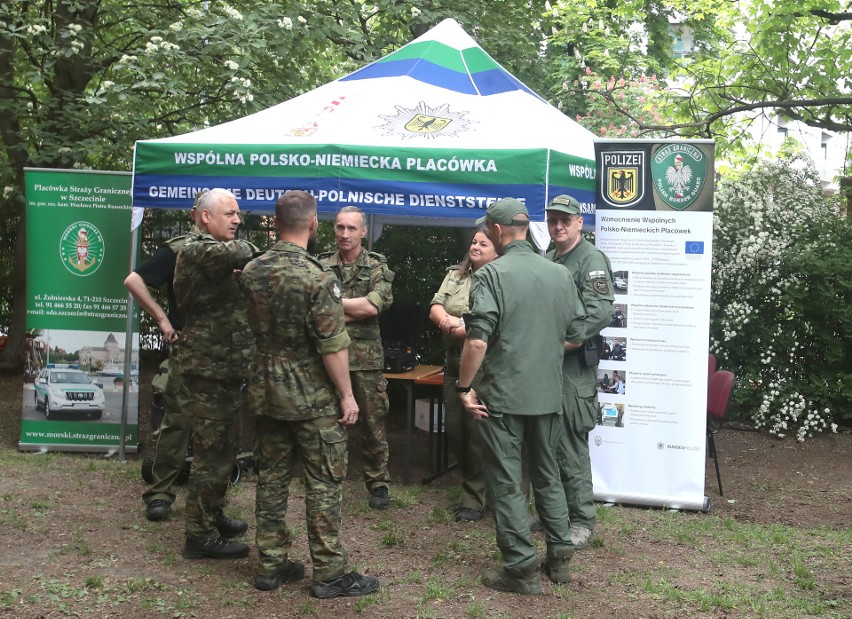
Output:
[0, 214, 26, 372]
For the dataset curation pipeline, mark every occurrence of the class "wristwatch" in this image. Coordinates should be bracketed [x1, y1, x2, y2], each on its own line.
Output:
[455, 380, 472, 394]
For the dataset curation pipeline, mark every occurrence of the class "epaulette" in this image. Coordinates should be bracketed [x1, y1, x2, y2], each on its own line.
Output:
[165, 234, 190, 252]
[367, 251, 388, 263]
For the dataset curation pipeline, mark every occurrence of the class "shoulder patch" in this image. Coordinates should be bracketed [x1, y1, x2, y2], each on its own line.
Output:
[329, 279, 343, 303]
[592, 280, 610, 295]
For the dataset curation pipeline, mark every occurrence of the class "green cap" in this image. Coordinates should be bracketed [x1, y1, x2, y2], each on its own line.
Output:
[475, 197, 530, 226]
[546, 194, 582, 215]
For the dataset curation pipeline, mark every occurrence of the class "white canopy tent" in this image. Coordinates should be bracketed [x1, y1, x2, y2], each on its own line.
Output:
[131, 18, 598, 249]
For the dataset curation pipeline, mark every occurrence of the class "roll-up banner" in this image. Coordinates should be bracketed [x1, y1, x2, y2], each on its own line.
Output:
[591, 140, 715, 511]
[20, 168, 139, 453]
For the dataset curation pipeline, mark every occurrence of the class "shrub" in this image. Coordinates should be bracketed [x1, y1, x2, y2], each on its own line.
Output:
[711, 153, 851, 440]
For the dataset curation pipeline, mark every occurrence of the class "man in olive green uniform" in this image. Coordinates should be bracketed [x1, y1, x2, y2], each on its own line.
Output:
[125, 202, 201, 523]
[546, 195, 615, 549]
[319, 207, 394, 509]
[173, 188, 256, 560]
[457, 198, 587, 594]
[241, 190, 379, 598]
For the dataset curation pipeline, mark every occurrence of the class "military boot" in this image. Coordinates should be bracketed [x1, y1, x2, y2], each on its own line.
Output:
[541, 546, 574, 584]
[481, 559, 541, 595]
[215, 510, 248, 538]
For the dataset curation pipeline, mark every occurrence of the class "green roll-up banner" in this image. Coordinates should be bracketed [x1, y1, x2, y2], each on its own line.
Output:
[21, 168, 139, 453]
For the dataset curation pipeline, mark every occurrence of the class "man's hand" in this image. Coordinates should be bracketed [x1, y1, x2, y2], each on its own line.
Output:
[338, 394, 360, 426]
[438, 315, 463, 335]
[459, 389, 489, 419]
[157, 316, 178, 344]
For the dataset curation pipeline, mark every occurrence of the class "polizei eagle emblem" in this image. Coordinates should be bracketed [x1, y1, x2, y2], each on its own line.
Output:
[600, 150, 646, 208]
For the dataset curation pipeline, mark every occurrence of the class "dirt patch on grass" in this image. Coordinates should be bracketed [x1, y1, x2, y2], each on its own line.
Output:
[0, 371, 849, 618]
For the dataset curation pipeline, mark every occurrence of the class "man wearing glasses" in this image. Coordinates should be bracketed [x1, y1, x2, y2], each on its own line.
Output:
[545, 195, 615, 550]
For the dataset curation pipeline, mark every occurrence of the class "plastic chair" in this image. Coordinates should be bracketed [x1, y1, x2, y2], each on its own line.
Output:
[707, 369, 735, 496]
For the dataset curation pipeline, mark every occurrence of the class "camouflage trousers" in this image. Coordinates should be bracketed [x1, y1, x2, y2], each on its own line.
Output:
[350, 369, 390, 491]
[184, 377, 242, 541]
[255, 414, 350, 582]
[142, 364, 193, 506]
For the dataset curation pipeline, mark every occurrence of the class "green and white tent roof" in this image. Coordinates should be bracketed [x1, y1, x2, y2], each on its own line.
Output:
[132, 18, 596, 225]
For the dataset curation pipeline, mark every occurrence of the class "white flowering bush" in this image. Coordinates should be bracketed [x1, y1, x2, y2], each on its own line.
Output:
[711, 153, 851, 440]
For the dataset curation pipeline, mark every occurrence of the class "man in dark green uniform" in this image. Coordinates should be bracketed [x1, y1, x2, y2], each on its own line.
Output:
[457, 198, 587, 594]
[125, 202, 200, 523]
[173, 188, 256, 560]
[546, 195, 615, 549]
[319, 207, 394, 509]
[241, 190, 379, 598]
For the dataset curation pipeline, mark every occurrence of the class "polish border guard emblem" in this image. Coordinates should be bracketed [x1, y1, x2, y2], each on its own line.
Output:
[60, 221, 105, 276]
[651, 144, 707, 210]
[600, 151, 645, 208]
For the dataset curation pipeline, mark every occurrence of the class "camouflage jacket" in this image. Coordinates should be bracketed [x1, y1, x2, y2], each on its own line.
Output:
[241, 240, 351, 420]
[172, 231, 256, 379]
[318, 248, 393, 371]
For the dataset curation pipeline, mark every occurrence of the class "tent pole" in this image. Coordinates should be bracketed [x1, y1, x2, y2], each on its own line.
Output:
[119, 223, 139, 463]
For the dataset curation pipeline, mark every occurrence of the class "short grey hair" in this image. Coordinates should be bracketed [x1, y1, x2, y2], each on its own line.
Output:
[196, 188, 236, 215]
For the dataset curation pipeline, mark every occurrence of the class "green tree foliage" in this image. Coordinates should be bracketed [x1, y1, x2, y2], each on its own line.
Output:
[541, 0, 723, 122]
[0, 0, 553, 369]
[572, 71, 677, 138]
[662, 1, 852, 146]
[711, 153, 851, 438]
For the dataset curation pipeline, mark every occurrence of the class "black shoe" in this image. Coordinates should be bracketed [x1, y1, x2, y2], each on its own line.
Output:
[146, 500, 171, 522]
[254, 560, 305, 591]
[529, 515, 543, 533]
[455, 507, 483, 522]
[310, 571, 380, 599]
[215, 511, 248, 538]
[368, 486, 390, 509]
[182, 537, 250, 560]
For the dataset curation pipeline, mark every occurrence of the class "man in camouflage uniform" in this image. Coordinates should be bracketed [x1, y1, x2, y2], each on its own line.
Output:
[546, 195, 615, 549]
[124, 200, 200, 523]
[319, 207, 394, 509]
[173, 188, 256, 560]
[241, 190, 379, 598]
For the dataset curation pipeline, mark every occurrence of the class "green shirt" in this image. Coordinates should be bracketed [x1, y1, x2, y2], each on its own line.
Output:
[241, 240, 351, 420]
[466, 240, 586, 415]
[430, 265, 472, 349]
[318, 248, 394, 371]
[547, 237, 614, 342]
